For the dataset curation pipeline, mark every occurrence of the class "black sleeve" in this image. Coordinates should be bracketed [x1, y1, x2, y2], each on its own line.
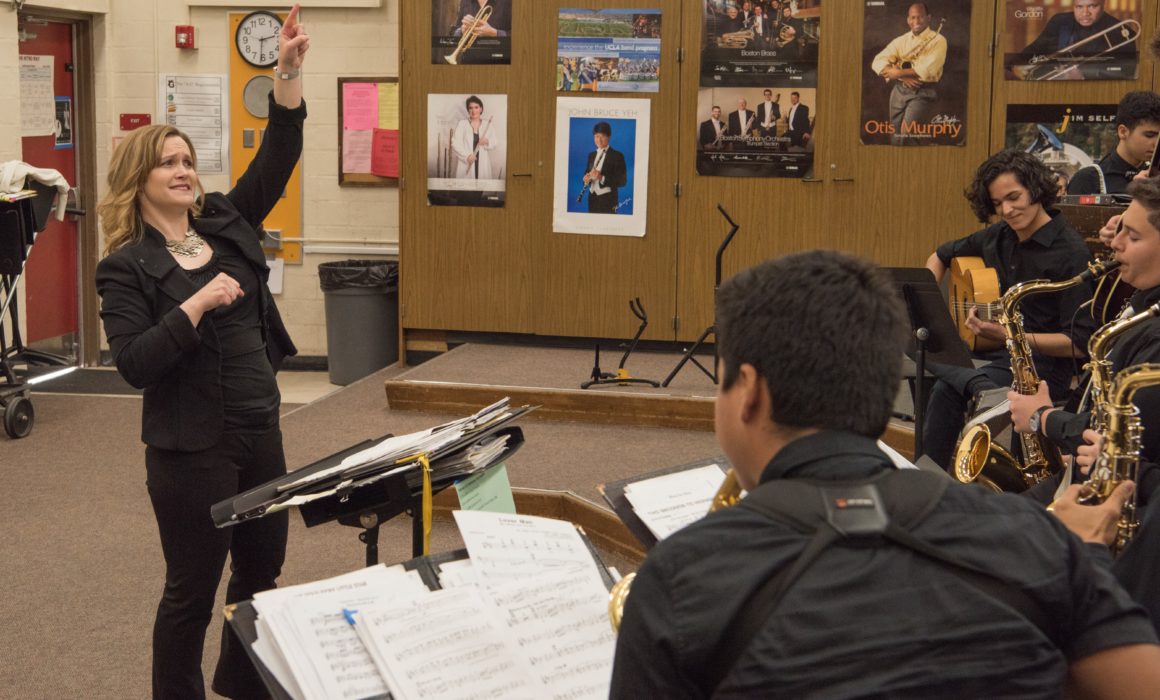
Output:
[935, 227, 990, 266]
[1112, 499, 1160, 636]
[605, 151, 628, 188]
[1067, 166, 1102, 196]
[1022, 15, 1062, 58]
[226, 94, 306, 231]
[1044, 408, 1091, 455]
[95, 255, 200, 389]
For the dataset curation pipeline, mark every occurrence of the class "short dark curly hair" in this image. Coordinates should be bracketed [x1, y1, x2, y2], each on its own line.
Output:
[963, 149, 1057, 223]
[716, 250, 908, 438]
[1127, 176, 1160, 234]
[1115, 91, 1160, 131]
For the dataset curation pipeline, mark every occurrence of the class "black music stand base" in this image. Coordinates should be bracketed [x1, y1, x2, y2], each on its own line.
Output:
[661, 324, 717, 387]
[581, 298, 660, 389]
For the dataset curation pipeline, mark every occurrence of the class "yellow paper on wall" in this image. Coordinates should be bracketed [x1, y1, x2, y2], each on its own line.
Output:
[378, 82, 399, 130]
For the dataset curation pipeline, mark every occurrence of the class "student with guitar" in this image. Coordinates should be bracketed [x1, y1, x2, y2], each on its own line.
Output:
[921, 150, 1097, 470]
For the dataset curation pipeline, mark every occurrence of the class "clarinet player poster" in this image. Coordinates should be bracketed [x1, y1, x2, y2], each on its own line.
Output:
[427, 93, 508, 208]
[860, 0, 971, 147]
[432, 0, 512, 65]
[553, 96, 651, 237]
[1003, 0, 1140, 81]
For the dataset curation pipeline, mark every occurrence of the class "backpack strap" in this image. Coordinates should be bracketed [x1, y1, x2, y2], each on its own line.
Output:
[703, 469, 1052, 695]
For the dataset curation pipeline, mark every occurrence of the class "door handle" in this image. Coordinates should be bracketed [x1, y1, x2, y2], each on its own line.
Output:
[832, 177, 855, 183]
[512, 172, 533, 177]
[800, 177, 824, 183]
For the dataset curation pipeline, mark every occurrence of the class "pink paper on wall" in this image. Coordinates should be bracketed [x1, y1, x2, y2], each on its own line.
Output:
[343, 82, 379, 131]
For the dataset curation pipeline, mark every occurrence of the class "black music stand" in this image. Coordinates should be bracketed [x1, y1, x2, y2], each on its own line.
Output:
[884, 268, 974, 459]
[581, 297, 660, 389]
[662, 205, 739, 387]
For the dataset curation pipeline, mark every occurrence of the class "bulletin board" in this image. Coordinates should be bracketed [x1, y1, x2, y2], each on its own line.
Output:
[338, 76, 400, 186]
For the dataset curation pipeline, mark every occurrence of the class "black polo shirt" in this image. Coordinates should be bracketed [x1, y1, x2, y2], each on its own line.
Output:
[610, 431, 1155, 699]
[1069, 150, 1138, 196]
[935, 210, 1096, 391]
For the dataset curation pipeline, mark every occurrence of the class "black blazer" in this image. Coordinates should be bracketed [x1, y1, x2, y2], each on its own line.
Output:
[584, 147, 627, 213]
[96, 96, 304, 452]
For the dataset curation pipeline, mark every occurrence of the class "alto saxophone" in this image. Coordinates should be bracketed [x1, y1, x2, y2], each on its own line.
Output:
[608, 469, 742, 631]
[954, 259, 1118, 490]
[1085, 296, 1159, 434]
[1078, 363, 1160, 555]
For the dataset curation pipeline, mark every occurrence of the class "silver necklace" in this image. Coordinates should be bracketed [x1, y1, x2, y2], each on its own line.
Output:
[165, 230, 205, 258]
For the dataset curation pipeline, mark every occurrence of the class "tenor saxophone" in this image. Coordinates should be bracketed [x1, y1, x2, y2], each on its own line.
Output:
[1078, 363, 1160, 555]
[953, 259, 1118, 490]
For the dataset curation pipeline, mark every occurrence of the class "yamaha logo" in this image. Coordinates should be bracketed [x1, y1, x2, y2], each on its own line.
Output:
[1015, 8, 1045, 18]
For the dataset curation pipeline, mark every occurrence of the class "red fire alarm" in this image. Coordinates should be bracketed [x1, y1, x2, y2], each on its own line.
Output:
[175, 25, 196, 49]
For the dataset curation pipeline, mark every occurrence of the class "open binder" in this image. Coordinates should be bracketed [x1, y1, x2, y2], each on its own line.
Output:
[211, 399, 534, 560]
[599, 456, 730, 550]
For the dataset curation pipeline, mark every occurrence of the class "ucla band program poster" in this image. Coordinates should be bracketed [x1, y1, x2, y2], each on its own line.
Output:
[553, 96, 651, 237]
[696, 0, 821, 178]
[860, 0, 970, 147]
[427, 93, 508, 208]
[1005, 103, 1119, 190]
[1003, 0, 1140, 81]
[432, 0, 512, 65]
[557, 9, 662, 93]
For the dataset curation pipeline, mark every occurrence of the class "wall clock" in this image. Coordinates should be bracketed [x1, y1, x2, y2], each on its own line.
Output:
[234, 11, 282, 68]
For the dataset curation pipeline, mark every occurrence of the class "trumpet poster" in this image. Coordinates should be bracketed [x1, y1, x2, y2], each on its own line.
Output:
[557, 9, 662, 94]
[427, 93, 507, 208]
[1005, 103, 1119, 193]
[553, 96, 651, 237]
[860, 0, 971, 147]
[699, 0, 821, 88]
[432, 0, 512, 65]
[1003, 0, 1140, 81]
[695, 87, 815, 178]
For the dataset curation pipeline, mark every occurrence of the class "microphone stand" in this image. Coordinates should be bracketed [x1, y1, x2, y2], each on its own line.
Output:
[662, 204, 739, 387]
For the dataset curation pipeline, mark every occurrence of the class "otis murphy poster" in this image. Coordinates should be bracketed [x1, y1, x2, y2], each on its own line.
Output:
[859, 0, 971, 146]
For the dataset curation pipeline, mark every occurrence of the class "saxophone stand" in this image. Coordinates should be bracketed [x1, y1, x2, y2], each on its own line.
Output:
[581, 298, 660, 389]
[662, 204, 739, 387]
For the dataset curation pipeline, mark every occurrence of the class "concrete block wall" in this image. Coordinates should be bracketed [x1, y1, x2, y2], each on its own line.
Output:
[4, 0, 399, 359]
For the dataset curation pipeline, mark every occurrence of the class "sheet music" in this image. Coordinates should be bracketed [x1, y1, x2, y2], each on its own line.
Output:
[353, 587, 551, 700]
[877, 440, 917, 470]
[252, 565, 425, 700]
[436, 558, 480, 589]
[253, 616, 306, 700]
[482, 570, 616, 700]
[622, 464, 726, 540]
[453, 510, 607, 589]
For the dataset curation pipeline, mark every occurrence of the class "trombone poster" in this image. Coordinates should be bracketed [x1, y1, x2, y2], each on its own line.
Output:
[432, 0, 512, 65]
[695, 87, 815, 178]
[1005, 103, 1119, 191]
[699, 0, 821, 88]
[1003, 0, 1140, 81]
[553, 96, 651, 237]
[556, 9, 662, 94]
[860, 0, 971, 147]
[427, 93, 507, 208]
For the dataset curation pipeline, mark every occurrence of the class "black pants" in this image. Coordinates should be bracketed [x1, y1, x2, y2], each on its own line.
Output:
[921, 362, 1015, 470]
[145, 426, 288, 700]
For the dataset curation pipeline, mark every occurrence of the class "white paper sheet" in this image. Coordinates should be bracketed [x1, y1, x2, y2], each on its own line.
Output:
[622, 464, 726, 540]
[453, 510, 606, 589]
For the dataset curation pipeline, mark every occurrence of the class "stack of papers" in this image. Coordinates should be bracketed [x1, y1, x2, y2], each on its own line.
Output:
[244, 511, 616, 700]
[622, 463, 728, 540]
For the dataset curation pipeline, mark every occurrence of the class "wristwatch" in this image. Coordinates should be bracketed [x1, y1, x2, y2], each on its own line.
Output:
[1028, 405, 1051, 435]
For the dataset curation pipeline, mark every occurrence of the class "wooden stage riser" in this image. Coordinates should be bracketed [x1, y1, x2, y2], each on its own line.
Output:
[387, 381, 916, 458]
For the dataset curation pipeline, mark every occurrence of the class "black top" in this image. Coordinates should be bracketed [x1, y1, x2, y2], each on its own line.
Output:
[610, 431, 1156, 699]
[1069, 150, 1138, 196]
[1043, 283, 1160, 503]
[935, 210, 1097, 392]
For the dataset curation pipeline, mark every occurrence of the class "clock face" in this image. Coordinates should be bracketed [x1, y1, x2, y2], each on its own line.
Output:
[235, 11, 282, 67]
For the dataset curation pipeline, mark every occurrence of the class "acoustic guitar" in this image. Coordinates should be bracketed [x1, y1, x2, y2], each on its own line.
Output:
[948, 257, 1002, 352]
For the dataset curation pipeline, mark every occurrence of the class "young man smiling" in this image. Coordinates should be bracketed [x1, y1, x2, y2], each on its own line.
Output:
[920, 149, 1096, 470]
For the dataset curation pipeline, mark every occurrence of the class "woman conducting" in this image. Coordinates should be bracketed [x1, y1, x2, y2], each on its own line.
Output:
[452, 94, 501, 179]
[95, 5, 309, 698]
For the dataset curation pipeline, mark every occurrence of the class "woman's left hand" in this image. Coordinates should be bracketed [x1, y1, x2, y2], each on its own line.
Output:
[279, 4, 310, 70]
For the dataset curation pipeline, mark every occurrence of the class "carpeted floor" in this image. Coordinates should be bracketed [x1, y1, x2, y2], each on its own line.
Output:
[1, 361, 719, 698]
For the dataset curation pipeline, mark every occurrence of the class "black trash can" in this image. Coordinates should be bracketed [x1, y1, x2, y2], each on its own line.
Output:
[318, 259, 399, 385]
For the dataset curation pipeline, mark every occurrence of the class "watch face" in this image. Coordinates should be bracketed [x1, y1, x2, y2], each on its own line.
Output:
[243, 75, 274, 118]
[235, 11, 282, 67]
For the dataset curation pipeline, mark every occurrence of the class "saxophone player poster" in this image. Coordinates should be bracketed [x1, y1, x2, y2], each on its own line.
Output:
[1005, 103, 1119, 192]
[699, 0, 821, 88]
[427, 93, 508, 208]
[695, 87, 816, 178]
[432, 0, 512, 65]
[1004, 0, 1140, 81]
[860, 0, 971, 147]
[553, 96, 651, 237]
[556, 9, 662, 94]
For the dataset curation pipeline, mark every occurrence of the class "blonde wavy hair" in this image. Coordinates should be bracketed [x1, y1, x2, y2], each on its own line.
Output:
[98, 124, 203, 255]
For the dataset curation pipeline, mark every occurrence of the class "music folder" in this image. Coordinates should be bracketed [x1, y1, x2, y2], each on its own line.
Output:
[210, 402, 534, 529]
[599, 456, 730, 550]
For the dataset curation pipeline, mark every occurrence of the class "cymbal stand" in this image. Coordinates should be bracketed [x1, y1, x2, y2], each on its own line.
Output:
[662, 204, 739, 387]
[581, 297, 660, 389]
